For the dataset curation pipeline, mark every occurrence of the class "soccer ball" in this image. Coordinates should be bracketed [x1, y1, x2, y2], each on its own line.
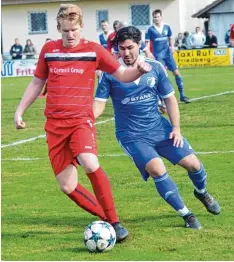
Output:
[84, 221, 116, 252]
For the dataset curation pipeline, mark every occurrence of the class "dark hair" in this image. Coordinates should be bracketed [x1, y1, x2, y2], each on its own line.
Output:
[115, 26, 141, 45]
[100, 19, 108, 24]
[26, 39, 32, 45]
[152, 9, 162, 16]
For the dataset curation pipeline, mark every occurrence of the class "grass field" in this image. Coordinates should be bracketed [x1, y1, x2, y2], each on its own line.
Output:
[1, 66, 234, 261]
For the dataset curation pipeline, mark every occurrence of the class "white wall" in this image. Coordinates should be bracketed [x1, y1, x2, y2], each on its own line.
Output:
[2, 0, 216, 55]
[2, 3, 61, 55]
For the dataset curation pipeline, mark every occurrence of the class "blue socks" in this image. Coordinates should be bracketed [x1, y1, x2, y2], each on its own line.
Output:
[175, 75, 184, 98]
[188, 162, 207, 193]
[153, 173, 189, 216]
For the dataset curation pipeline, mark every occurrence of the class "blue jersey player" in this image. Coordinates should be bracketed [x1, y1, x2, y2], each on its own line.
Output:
[145, 9, 190, 103]
[93, 26, 220, 230]
[98, 20, 112, 49]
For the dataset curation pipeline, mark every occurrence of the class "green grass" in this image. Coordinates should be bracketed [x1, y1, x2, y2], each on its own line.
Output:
[1, 66, 234, 261]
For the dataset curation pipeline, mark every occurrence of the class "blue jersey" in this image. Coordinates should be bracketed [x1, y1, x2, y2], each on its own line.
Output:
[95, 57, 175, 143]
[145, 24, 172, 59]
[99, 33, 109, 49]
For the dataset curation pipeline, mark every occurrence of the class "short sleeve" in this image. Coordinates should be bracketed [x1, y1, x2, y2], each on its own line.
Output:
[140, 41, 146, 51]
[156, 62, 174, 98]
[145, 28, 150, 41]
[95, 72, 111, 102]
[95, 43, 120, 74]
[34, 44, 48, 80]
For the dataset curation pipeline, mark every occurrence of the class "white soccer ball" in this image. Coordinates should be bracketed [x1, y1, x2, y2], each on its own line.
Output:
[84, 221, 116, 252]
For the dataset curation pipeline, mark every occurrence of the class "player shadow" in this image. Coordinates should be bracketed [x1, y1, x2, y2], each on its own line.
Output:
[125, 213, 185, 228]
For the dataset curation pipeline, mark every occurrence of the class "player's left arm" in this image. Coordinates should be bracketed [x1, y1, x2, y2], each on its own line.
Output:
[168, 26, 175, 54]
[156, 62, 183, 147]
[164, 95, 183, 148]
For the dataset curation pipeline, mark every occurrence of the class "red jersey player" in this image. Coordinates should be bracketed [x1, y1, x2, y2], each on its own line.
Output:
[14, 4, 151, 242]
[229, 24, 234, 47]
[106, 20, 119, 55]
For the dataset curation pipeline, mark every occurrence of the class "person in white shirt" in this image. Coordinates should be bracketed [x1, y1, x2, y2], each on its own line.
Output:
[190, 27, 206, 49]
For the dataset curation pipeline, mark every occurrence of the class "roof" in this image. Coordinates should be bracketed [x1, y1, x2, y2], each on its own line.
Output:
[1, 0, 77, 5]
[192, 0, 225, 18]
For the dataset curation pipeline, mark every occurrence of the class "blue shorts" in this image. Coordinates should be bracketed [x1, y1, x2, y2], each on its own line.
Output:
[119, 138, 194, 181]
[156, 55, 177, 72]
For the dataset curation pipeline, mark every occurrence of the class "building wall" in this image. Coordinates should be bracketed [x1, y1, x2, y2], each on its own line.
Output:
[209, 13, 233, 45]
[179, 0, 215, 34]
[2, 3, 61, 55]
[1, 0, 218, 55]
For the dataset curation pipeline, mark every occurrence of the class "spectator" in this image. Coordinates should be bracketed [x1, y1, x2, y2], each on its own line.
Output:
[106, 20, 119, 53]
[174, 33, 183, 50]
[190, 27, 206, 49]
[229, 24, 234, 47]
[24, 39, 37, 59]
[224, 24, 232, 46]
[98, 20, 112, 49]
[10, 38, 23, 60]
[181, 31, 192, 50]
[204, 30, 218, 48]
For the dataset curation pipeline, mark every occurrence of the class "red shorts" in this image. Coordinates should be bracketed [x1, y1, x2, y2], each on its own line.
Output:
[45, 118, 98, 175]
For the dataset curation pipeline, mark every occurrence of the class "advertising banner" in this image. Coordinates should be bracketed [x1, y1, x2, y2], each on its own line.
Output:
[1, 59, 38, 77]
[173, 48, 231, 67]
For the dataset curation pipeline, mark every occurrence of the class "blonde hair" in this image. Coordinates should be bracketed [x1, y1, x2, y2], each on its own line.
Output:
[56, 4, 83, 27]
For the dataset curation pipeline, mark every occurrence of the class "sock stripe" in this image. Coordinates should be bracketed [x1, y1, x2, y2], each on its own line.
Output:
[189, 163, 204, 175]
[165, 190, 177, 200]
[75, 188, 97, 206]
[154, 173, 168, 183]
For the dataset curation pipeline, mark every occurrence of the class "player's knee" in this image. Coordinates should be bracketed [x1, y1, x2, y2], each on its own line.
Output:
[173, 69, 180, 76]
[58, 180, 77, 194]
[145, 158, 167, 177]
[78, 154, 100, 174]
[56, 165, 77, 194]
[83, 163, 99, 174]
[180, 154, 200, 172]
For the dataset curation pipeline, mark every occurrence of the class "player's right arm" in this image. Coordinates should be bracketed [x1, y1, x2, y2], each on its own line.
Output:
[93, 100, 107, 119]
[145, 29, 150, 49]
[14, 77, 46, 129]
[14, 44, 49, 129]
[96, 44, 151, 82]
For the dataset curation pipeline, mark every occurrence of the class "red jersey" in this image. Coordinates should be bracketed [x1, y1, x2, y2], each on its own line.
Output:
[230, 24, 234, 40]
[35, 39, 120, 119]
[107, 31, 117, 52]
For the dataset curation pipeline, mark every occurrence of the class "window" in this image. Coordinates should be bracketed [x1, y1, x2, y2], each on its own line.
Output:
[28, 11, 48, 34]
[130, 4, 150, 28]
[96, 10, 108, 30]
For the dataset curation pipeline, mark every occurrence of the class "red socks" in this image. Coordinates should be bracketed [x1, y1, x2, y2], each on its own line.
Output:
[67, 184, 106, 220]
[87, 167, 119, 224]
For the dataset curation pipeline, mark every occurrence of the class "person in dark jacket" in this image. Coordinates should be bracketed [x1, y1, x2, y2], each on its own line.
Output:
[10, 38, 23, 59]
[205, 30, 218, 48]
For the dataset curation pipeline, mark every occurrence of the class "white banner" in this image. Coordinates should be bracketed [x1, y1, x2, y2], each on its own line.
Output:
[1, 59, 38, 77]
